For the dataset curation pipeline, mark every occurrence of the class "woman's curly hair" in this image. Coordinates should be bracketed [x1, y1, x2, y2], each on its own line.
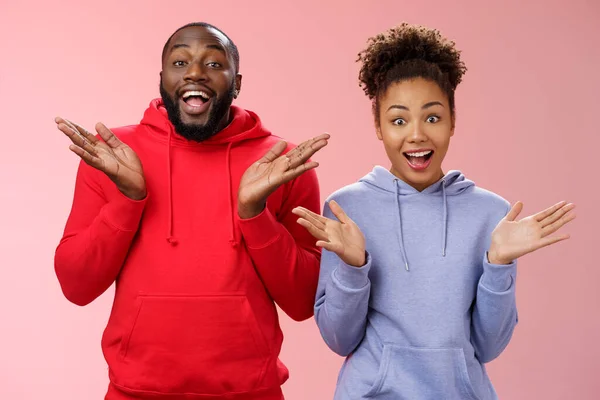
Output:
[357, 23, 467, 119]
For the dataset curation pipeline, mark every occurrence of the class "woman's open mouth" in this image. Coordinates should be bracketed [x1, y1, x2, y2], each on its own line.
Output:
[404, 149, 434, 171]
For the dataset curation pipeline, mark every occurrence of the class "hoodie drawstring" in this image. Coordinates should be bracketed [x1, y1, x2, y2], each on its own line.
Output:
[166, 129, 178, 245]
[151, 104, 267, 248]
[394, 178, 449, 270]
[225, 141, 238, 247]
[165, 136, 237, 248]
[442, 180, 448, 257]
[394, 179, 410, 271]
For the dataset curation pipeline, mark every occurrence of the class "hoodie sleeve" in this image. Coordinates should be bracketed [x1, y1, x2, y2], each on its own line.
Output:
[471, 206, 518, 363]
[54, 161, 146, 306]
[313, 201, 371, 357]
[236, 168, 321, 321]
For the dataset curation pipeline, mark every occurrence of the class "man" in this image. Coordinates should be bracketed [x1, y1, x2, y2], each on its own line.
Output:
[54, 22, 327, 400]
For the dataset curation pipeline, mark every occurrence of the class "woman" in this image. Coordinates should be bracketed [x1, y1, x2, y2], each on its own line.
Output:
[292, 23, 575, 399]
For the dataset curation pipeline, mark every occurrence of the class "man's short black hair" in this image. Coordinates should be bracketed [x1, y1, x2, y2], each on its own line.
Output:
[161, 22, 240, 72]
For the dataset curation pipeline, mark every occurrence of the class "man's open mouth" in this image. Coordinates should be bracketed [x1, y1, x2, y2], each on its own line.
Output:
[179, 90, 213, 115]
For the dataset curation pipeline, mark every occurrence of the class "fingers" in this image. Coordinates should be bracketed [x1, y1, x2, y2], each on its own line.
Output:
[534, 201, 568, 222]
[292, 206, 327, 229]
[293, 205, 341, 248]
[68, 145, 103, 169]
[56, 120, 82, 143]
[293, 200, 351, 226]
[259, 141, 288, 163]
[316, 240, 336, 252]
[56, 117, 99, 145]
[309, 133, 331, 142]
[280, 161, 320, 183]
[56, 120, 98, 156]
[296, 218, 329, 241]
[65, 118, 99, 144]
[316, 239, 344, 254]
[505, 201, 523, 222]
[293, 134, 331, 154]
[286, 134, 329, 169]
[95, 122, 123, 148]
[285, 134, 329, 166]
[539, 203, 575, 228]
[537, 233, 571, 249]
[329, 200, 350, 224]
[541, 210, 576, 237]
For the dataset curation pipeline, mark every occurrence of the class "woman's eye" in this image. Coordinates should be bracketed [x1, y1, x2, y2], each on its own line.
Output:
[393, 118, 406, 125]
[427, 116, 440, 123]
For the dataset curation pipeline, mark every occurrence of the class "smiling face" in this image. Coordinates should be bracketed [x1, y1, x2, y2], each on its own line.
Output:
[376, 77, 455, 191]
[160, 25, 241, 141]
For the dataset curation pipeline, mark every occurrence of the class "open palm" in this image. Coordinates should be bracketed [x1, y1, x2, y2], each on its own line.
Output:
[489, 201, 576, 264]
[293, 200, 366, 267]
[56, 117, 146, 200]
[237, 141, 306, 206]
[237, 134, 329, 218]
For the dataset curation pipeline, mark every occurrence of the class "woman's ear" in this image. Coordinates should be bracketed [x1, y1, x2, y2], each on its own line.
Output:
[374, 101, 383, 140]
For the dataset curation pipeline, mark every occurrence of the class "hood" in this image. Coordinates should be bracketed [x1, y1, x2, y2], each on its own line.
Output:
[141, 98, 270, 145]
[360, 166, 474, 196]
[359, 166, 475, 270]
[140, 98, 272, 246]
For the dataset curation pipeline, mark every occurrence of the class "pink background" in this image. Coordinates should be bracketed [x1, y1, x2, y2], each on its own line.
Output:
[1, 0, 598, 399]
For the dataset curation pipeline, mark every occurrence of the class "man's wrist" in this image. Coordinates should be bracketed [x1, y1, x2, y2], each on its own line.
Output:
[237, 201, 266, 219]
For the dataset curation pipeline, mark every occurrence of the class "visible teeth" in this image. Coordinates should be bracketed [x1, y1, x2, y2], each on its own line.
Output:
[182, 90, 210, 99]
[406, 150, 432, 157]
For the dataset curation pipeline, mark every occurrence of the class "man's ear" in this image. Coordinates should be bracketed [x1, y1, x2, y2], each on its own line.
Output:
[234, 74, 242, 98]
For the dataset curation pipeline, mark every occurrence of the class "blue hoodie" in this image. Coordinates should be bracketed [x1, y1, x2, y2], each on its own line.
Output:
[315, 166, 518, 400]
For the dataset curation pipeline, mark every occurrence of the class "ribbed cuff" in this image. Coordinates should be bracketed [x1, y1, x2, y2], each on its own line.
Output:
[481, 252, 516, 292]
[333, 251, 372, 289]
[237, 207, 282, 249]
[101, 191, 147, 231]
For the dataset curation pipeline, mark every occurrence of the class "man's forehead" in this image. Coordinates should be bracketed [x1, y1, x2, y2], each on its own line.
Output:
[169, 26, 229, 49]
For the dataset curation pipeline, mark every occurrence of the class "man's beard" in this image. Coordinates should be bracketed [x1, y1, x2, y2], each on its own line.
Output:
[159, 80, 235, 142]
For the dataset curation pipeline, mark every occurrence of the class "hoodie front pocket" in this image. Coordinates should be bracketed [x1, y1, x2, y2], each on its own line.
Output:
[365, 345, 479, 400]
[116, 293, 270, 395]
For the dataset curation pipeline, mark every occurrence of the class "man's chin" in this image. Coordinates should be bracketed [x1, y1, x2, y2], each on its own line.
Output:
[178, 96, 213, 118]
[180, 117, 209, 128]
[178, 108, 210, 126]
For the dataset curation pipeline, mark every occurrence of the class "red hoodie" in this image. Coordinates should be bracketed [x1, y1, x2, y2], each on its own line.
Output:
[54, 99, 321, 399]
